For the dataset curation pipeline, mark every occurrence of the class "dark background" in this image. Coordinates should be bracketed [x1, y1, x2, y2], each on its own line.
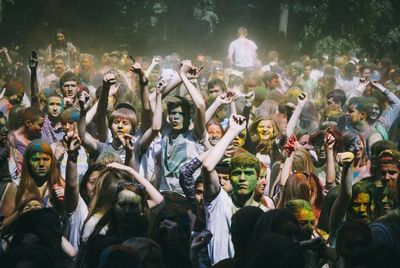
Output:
[1, 0, 400, 62]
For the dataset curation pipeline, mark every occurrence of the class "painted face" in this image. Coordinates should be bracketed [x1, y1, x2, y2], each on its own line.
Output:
[168, 106, 185, 131]
[298, 134, 311, 151]
[28, 152, 52, 179]
[62, 81, 78, 99]
[22, 200, 42, 214]
[230, 166, 258, 197]
[370, 103, 380, 121]
[230, 130, 247, 151]
[47, 96, 64, 118]
[0, 117, 8, 142]
[54, 59, 65, 73]
[295, 207, 315, 240]
[378, 163, 399, 182]
[381, 186, 396, 213]
[86, 170, 100, 202]
[114, 189, 143, 227]
[207, 124, 223, 146]
[257, 120, 275, 142]
[208, 85, 222, 97]
[347, 135, 364, 159]
[350, 192, 374, 224]
[326, 97, 341, 110]
[56, 33, 65, 42]
[9, 91, 24, 105]
[62, 120, 77, 136]
[26, 117, 45, 140]
[218, 173, 233, 193]
[346, 104, 363, 124]
[111, 116, 133, 139]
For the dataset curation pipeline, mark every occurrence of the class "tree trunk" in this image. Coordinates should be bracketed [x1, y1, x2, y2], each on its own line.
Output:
[279, 3, 289, 37]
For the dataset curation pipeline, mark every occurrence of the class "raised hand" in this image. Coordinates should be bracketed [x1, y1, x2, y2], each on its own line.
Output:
[53, 184, 64, 202]
[28, 50, 38, 70]
[228, 114, 246, 133]
[130, 62, 143, 75]
[109, 82, 120, 96]
[191, 230, 213, 251]
[283, 134, 297, 155]
[120, 133, 135, 152]
[336, 152, 355, 166]
[297, 92, 307, 107]
[103, 73, 117, 89]
[245, 91, 255, 106]
[180, 59, 193, 74]
[152, 56, 161, 65]
[324, 130, 336, 151]
[64, 133, 81, 152]
[156, 78, 167, 93]
[78, 90, 91, 113]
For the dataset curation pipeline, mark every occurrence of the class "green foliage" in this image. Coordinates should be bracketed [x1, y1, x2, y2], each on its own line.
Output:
[313, 36, 357, 60]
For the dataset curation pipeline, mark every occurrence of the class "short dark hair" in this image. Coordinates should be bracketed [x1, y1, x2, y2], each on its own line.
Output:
[230, 151, 260, 176]
[327, 89, 346, 108]
[207, 79, 226, 92]
[348, 97, 372, 114]
[60, 71, 78, 88]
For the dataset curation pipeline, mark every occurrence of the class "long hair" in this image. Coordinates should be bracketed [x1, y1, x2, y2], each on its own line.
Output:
[292, 148, 316, 175]
[249, 118, 280, 160]
[89, 182, 150, 240]
[16, 140, 62, 208]
[85, 168, 133, 222]
[277, 172, 323, 212]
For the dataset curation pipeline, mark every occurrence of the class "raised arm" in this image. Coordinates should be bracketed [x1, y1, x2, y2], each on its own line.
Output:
[106, 163, 164, 209]
[131, 62, 151, 133]
[279, 134, 297, 187]
[329, 152, 355, 236]
[1, 47, 12, 64]
[202, 115, 246, 201]
[325, 131, 336, 189]
[96, 73, 117, 142]
[286, 92, 307, 138]
[371, 80, 400, 127]
[139, 79, 164, 154]
[78, 91, 98, 154]
[179, 60, 206, 141]
[205, 92, 234, 123]
[63, 134, 81, 213]
[28, 50, 40, 108]
[144, 56, 160, 78]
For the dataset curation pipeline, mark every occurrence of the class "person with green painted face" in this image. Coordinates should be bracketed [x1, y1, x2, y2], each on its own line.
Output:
[201, 114, 269, 265]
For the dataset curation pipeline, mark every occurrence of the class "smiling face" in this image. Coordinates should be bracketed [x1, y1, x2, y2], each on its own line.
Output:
[369, 103, 380, 121]
[257, 120, 275, 143]
[207, 124, 223, 146]
[28, 152, 52, 179]
[348, 135, 365, 159]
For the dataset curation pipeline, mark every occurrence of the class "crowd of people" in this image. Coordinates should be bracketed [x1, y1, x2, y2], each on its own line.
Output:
[0, 26, 399, 267]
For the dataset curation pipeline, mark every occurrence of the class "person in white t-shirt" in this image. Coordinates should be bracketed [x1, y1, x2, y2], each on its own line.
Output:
[227, 27, 258, 72]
